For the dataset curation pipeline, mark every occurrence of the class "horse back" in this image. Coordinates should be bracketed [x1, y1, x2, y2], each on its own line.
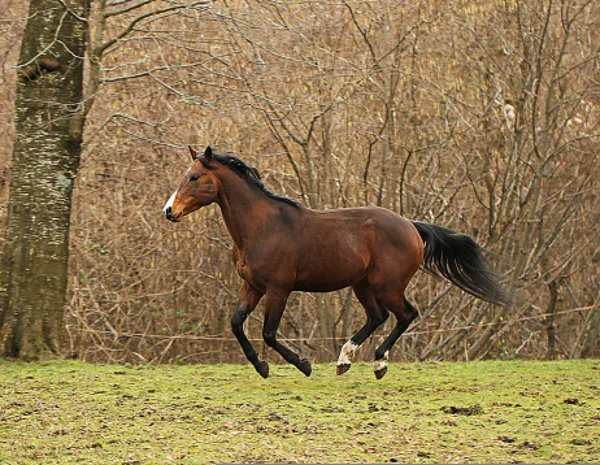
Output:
[291, 207, 423, 292]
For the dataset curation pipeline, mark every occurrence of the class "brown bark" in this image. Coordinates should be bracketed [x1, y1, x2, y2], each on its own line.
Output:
[545, 280, 559, 360]
[582, 308, 600, 358]
[0, 0, 87, 359]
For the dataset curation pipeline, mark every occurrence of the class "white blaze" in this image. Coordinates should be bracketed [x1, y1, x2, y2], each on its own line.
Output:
[337, 340, 360, 366]
[163, 191, 177, 214]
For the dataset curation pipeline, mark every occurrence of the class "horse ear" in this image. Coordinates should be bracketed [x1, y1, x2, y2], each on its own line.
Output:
[204, 146, 213, 162]
[188, 146, 197, 161]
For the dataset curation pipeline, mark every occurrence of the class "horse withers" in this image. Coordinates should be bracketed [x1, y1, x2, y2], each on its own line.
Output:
[163, 146, 510, 379]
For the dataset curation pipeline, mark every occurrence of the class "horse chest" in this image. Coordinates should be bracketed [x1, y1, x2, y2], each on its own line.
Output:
[234, 251, 258, 284]
[236, 258, 250, 280]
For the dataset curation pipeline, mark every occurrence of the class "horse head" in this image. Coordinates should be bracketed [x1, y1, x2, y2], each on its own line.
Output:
[163, 146, 219, 222]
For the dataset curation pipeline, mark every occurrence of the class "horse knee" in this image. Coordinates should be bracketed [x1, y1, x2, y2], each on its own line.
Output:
[262, 330, 277, 347]
[231, 308, 248, 337]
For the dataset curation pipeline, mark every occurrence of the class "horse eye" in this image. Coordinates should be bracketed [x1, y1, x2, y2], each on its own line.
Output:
[190, 174, 200, 181]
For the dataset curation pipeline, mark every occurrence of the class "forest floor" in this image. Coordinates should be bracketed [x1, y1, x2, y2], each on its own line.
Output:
[0, 359, 598, 464]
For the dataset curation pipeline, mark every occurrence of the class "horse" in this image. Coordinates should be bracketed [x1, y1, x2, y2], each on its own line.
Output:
[163, 146, 510, 379]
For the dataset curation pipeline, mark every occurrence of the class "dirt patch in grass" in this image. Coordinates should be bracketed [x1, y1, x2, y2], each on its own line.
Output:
[0, 360, 598, 463]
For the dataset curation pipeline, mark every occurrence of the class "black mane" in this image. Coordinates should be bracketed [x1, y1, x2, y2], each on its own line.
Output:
[198, 152, 301, 208]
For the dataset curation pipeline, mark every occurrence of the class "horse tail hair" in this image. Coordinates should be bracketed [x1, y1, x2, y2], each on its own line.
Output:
[412, 221, 511, 307]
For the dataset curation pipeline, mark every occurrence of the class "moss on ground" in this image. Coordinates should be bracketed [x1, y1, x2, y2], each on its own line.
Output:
[0, 360, 598, 464]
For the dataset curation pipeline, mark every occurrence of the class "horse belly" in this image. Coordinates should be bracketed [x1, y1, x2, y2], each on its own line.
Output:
[293, 239, 369, 292]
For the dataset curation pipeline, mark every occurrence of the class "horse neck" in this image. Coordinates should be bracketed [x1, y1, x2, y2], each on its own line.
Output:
[215, 170, 285, 251]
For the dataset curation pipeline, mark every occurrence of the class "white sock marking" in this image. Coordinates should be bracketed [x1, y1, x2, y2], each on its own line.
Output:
[374, 351, 389, 372]
[337, 340, 360, 366]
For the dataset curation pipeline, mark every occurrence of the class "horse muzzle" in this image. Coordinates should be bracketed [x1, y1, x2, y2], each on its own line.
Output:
[163, 206, 182, 222]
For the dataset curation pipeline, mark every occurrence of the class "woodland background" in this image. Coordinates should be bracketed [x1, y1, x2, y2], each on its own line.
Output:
[0, 0, 598, 364]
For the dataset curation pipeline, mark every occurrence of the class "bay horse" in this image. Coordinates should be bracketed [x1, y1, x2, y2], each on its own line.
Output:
[163, 146, 510, 379]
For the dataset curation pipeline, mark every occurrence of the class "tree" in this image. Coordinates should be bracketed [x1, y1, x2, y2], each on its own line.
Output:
[0, 0, 87, 359]
[0, 0, 208, 359]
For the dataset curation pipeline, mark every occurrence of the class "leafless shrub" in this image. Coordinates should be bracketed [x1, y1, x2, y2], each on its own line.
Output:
[1, 0, 598, 363]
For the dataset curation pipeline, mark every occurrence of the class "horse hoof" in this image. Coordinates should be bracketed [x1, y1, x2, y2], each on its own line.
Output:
[374, 366, 388, 380]
[256, 360, 269, 379]
[298, 358, 312, 377]
[336, 363, 351, 376]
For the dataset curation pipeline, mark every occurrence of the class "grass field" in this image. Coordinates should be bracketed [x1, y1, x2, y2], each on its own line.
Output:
[0, 359, 598, 464]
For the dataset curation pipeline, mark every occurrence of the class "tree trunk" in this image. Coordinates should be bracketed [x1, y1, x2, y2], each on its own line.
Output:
[0, 0, 87, 359]
[582, 308, 600, 358]
[544, 280, 559, 360]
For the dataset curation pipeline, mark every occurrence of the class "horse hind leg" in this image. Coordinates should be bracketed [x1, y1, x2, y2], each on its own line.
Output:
[372, 296, 418, 379]
[336, 278, 389, 375]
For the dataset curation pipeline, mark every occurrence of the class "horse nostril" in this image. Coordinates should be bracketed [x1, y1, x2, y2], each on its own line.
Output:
[164, 206, 172, 219]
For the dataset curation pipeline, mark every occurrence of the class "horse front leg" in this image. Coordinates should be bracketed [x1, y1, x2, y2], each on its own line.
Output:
[230, 281, 268, 378]
[262, 288, 312, 377]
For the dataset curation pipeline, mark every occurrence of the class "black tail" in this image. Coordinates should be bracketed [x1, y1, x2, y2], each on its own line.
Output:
[412, 221, 511, 307]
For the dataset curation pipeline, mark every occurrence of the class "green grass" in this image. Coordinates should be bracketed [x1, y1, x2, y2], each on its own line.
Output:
[0, 360, 598, 464]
